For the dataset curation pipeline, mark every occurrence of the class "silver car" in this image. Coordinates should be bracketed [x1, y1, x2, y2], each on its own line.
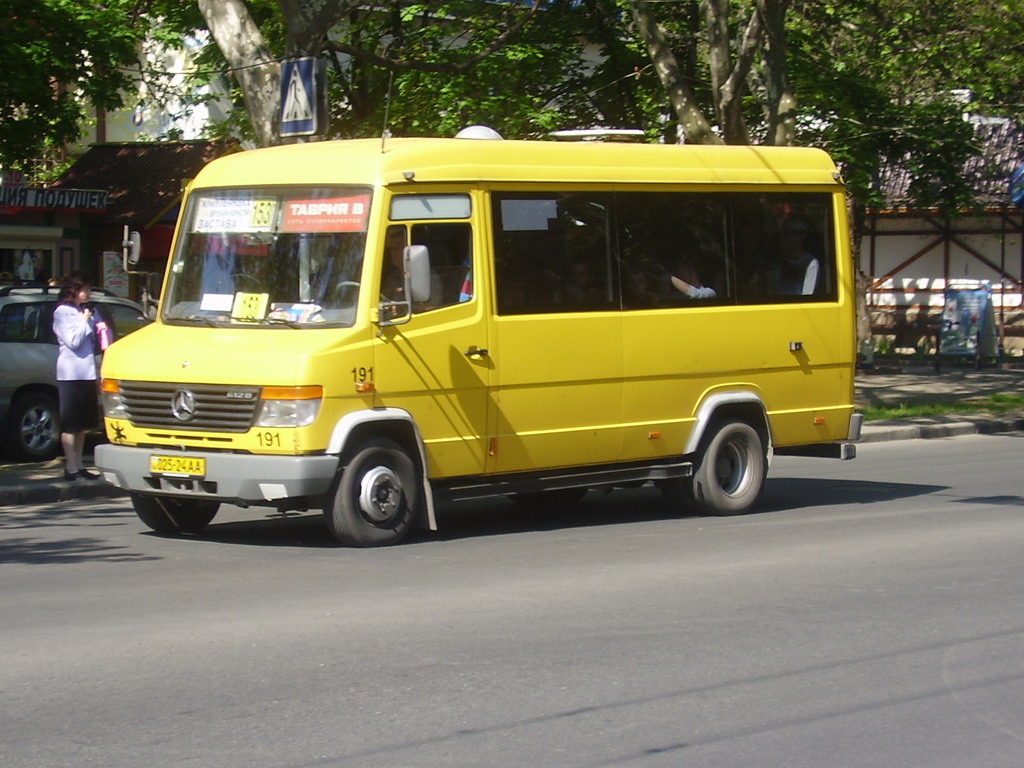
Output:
[0, 286, 149, 461]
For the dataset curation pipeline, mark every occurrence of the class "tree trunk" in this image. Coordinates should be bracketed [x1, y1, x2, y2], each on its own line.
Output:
[198, 0, 280, 147]
[849, 194, 872, 361]
[628, 0, 720, 145]
[759, 0, 795, 146]
[712, 1, 762, 145]
[278, 0, 358, 54]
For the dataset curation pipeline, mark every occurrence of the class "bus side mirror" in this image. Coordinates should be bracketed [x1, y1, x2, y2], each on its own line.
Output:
[407, 244, 431, 303]
[377, 245, 432, 327]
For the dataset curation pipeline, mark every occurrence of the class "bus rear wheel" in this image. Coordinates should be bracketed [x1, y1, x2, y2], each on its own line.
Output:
[663, 419, 766, 516]
[131, 493, 220, 535]
[325, 438, 418, 547]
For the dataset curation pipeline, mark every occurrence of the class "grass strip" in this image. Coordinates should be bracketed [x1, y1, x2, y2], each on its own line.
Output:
[862, 393, 1024, 421]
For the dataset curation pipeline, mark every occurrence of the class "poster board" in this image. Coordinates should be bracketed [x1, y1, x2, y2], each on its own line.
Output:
[102, 250, 129, 297]
[939, 283, 997, 356]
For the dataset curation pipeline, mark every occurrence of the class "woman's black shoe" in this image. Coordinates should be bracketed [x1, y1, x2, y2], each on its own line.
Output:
[64, 469, 100, 481]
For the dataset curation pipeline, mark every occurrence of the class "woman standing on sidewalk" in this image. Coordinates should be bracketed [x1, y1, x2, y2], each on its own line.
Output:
[52, 271, 100, 481]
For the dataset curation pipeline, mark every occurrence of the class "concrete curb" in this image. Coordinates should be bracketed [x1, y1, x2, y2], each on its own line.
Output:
[0, 477, 126, 508]
[857, 412, 1024, 443]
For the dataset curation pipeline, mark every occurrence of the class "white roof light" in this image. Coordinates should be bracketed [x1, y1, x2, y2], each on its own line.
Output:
[454, 125, 504, 140]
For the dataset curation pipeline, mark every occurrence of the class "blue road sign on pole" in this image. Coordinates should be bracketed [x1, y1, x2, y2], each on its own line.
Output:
[280, 57, 317, 137]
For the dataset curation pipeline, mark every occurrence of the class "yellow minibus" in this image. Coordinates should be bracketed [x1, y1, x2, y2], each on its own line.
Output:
[95, 133, 860, 546]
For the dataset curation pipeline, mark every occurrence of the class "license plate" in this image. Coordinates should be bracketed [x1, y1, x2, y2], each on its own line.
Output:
[149, 455, 206, 477]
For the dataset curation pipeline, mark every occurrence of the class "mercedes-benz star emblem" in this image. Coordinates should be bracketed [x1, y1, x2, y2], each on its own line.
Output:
[171, 389, 197, 422]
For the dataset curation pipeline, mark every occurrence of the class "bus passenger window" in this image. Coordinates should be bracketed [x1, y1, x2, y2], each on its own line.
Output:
[733, 194, 835, 304]
[493, 193, 615, 314]
[615, 191, 729, 307]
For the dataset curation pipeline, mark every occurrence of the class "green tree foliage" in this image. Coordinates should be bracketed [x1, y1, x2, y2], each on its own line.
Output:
[322, 1, 645, 140]
[188, 0, 649, 144]
[623, 0, 1024, 214]
[786, 0, 1016, 216]
[9, 0, 1024, 220]
[0, 0, 144, 173]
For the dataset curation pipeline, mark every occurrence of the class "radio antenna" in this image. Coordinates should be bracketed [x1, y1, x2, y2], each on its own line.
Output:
[381, 70, 395, 153]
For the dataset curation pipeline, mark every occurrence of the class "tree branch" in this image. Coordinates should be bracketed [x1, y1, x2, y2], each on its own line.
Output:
[716, 2, 764, 144]
[322, 0, 543, 74]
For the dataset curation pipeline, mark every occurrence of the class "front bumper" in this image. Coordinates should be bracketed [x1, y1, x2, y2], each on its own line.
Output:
[95, 443, 340, 506]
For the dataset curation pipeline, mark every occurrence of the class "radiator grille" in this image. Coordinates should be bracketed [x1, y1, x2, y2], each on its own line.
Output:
[119, 381, 260, 432]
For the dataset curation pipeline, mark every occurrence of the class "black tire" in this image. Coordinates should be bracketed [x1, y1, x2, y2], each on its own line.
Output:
[5, 392, 60, 461]
[131, 493, 220, 535]
[689, 419, 766, 516]
[324, 438, 419, 547]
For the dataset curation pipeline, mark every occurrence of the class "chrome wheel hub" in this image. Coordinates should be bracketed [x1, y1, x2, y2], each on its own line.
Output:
[358, 466, 403, 523]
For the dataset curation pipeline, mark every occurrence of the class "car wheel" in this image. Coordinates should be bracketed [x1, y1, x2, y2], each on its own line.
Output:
[5, 392, 60, 461]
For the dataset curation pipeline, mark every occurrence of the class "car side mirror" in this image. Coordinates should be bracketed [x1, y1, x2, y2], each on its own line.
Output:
[122, 226, 142, 267]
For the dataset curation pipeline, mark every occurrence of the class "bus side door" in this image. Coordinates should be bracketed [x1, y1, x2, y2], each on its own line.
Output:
[372, 220, 491, 479]
[487, 191, 624, 474]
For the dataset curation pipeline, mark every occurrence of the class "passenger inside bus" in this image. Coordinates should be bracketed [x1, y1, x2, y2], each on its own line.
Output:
[777, 218, 820, 296]
[669, 262, 717, 300]
[622, 268, 660, 308]
[562, 259, 605, 307]
[380, 226, 409, 302]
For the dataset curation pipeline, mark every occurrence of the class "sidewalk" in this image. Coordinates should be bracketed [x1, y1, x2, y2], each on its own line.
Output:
[855, 365, 1024, 443]
[1, 366, 1022, 508]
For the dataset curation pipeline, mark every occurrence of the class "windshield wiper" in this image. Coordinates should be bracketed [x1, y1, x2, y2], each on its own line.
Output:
[176, 314, 219, 327]
[260, 316, 302, 329]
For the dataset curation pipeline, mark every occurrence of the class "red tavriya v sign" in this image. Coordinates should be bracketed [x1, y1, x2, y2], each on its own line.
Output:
[281, 194, 371, 233]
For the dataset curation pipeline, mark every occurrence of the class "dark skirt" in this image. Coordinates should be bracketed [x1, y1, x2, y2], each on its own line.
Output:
[58, 379, 99, 434]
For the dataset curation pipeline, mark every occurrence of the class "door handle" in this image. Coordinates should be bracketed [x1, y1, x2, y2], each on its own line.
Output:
[464, 347, 489, 358]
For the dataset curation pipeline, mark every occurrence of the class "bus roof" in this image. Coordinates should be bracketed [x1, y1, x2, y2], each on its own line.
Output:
[194, 137, 842, 190]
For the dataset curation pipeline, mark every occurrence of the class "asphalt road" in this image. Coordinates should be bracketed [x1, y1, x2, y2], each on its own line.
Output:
[2, 433, 1023, 768]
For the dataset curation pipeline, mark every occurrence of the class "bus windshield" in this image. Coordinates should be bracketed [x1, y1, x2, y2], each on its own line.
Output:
[162, 186, 371, 328]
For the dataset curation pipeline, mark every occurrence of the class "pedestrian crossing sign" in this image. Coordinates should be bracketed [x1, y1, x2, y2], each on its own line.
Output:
[280, 57, 320, 137]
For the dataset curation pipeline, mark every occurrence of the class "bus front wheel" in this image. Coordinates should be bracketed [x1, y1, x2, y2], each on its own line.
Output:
[325, 438, 418, 547]
[131, 493, 220, 535]
[663, 419, 765, 516]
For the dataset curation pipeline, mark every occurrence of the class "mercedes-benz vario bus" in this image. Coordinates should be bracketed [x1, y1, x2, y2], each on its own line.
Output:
[95, 134, 860, 546]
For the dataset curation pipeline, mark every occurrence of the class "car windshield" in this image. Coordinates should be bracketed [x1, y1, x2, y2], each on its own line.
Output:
[162, 186, 371, 328]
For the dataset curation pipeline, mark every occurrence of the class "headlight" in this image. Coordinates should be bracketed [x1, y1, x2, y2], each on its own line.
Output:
[254, 386, 322, 427]
[100, 379, 126, 418]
